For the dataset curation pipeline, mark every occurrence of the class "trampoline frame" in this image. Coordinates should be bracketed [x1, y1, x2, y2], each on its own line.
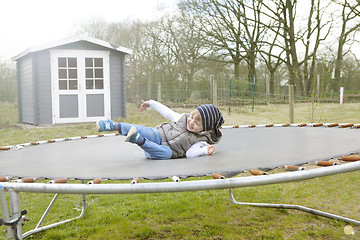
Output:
[1, 160, 360, 239]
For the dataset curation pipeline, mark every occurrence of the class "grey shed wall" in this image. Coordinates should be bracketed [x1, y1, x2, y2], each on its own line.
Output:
[35, 51, 52, 125]
[16, 41, 127, 125]
[17, 55, 34, 124]
[109, 51, 127, 119]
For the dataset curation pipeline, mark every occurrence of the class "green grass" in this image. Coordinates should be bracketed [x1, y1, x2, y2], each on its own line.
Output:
[0, 102, 18, 125]
[1, 101, 360, 239]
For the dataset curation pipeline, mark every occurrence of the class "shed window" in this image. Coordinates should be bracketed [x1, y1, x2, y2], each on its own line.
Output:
[58, 57, 78, 90]
[85, 58, 104, 90]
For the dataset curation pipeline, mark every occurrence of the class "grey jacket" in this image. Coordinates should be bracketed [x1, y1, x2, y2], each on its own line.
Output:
[157, 113, 222, 158]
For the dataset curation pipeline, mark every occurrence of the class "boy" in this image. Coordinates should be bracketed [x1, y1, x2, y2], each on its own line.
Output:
[97, 100, 224, 160]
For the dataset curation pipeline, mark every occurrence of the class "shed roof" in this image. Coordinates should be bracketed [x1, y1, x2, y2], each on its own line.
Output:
[12, 35, 133, 61]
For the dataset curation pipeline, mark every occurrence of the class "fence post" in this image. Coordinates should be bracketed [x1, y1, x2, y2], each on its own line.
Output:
[266, 74, 270, 105]
[157, 82, 161, 102]
[228, 79, 232, 115]
[340, 87, 344, 104]
[147, 79, 152, 100]
[289, 85, 294, 124]
[212, 78, 217, 106]
[317, 74, 320, 101]
[252, 75, 256, 112]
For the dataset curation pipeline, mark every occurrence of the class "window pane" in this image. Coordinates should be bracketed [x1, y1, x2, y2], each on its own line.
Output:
[68, 69, 77, 79]
[58, 58, 66, 67]
[69, 80, 78, 90]
[86, 69, 93, 78]
[94, 58, 103, 67]
[85, 58, 93, 67]
[95, 69, 103, 78]
[86, 80, 93, 89]
[58, 69, 67, 79]
[59, 80, 67, 90]
[68, 58, 77, 67]
[95, 80, 103, 89]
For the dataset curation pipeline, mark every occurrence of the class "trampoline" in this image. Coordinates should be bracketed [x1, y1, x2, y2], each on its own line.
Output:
[1, 123, 360, 239]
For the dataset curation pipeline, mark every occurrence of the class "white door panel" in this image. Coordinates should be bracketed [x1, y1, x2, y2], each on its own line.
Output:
[51, 50, 111, 124]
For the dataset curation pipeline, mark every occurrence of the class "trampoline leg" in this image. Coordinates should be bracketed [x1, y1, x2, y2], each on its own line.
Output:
[229, 188, 360, 226]
[8, 189, 24, 240]
[0, 186, 14, 239]
[22, 182, 87, 238]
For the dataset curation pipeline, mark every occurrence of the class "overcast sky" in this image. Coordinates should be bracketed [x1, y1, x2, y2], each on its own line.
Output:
[0, 0, 178, 60]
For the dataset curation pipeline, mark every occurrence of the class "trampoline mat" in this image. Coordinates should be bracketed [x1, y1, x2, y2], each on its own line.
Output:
[1, 127, 360, 180]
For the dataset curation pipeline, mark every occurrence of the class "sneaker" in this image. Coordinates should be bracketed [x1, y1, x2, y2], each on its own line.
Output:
[96, 119, 115, 132]
[125, 126, 144, 144]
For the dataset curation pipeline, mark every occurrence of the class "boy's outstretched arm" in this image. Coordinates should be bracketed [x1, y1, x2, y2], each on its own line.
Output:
[138, 100, 182, 122]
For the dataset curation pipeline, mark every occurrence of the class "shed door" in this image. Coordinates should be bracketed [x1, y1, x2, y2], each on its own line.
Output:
[51, 50, 111, 124]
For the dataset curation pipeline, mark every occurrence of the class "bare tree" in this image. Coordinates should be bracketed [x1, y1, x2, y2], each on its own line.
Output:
[180, 0, 265, 87]
[127, 20, 173, 101]
[302, 0, 332, 96]
[74, 0, 360, 104]
[0, 59, 17, 103]
[331, 0, 360, 92]
[259, 0, 332, 96]
[149, 12, 212, 95]
[106, 20, 135, 49]
[257, 18, 284, 96]
[247, 0, 305, 94]
[74, 17, 110, 40]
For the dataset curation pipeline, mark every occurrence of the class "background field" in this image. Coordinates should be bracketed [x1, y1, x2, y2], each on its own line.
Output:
[0, 102, 360, 239]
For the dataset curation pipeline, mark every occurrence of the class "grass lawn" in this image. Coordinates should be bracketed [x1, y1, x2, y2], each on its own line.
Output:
[0, 101, 360, 239]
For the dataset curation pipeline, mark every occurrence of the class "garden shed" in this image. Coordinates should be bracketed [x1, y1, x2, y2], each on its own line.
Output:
[12, 35, 132, 125]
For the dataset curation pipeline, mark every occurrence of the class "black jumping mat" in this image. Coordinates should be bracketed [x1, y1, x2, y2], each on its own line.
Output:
[1, 127, 359, 180]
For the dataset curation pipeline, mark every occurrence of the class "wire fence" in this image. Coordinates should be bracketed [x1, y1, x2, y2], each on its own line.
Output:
[126, 74, 359, 109]
[1, 73, 359, 107]
[0, 88, 17, 104]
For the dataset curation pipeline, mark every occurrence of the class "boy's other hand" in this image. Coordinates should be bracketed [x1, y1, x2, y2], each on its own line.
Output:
[207, 145, 215, 155]
[139, 100, 150, 112]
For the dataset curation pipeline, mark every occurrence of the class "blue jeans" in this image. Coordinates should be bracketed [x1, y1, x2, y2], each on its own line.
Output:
[119, 123, 173, 160]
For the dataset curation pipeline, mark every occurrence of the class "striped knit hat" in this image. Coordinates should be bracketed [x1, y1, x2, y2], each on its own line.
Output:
[196, 104, 224, 131]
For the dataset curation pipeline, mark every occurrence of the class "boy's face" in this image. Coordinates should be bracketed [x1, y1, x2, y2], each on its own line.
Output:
[187, 112, 203, 133]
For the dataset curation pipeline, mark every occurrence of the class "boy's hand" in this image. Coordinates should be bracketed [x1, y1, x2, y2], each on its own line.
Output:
[139, 100, 150, 112]
[207, 145, 215, 155]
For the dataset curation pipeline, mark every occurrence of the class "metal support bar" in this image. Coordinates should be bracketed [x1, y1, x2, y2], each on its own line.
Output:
[22, 193, 86, 238]
[22, 180, 87, 239]
[229, 188, 360, 225]
[36, 193, 60, 229]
